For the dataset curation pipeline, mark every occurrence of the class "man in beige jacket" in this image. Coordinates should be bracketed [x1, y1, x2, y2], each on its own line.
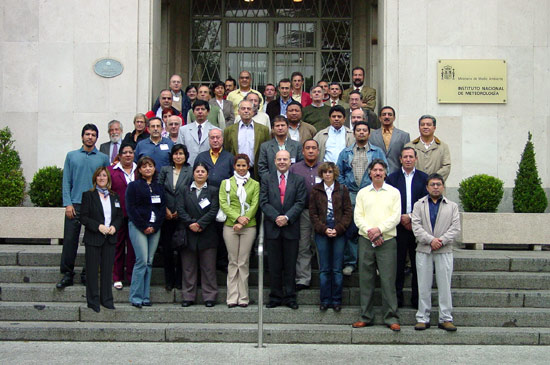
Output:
[405, 115, 451, 181]
[411, 173, 460, 332]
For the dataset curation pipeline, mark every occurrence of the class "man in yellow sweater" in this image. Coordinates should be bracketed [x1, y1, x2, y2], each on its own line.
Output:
[352, 159, 401, 331]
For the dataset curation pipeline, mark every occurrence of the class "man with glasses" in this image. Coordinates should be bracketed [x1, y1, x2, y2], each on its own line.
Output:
[412, 173, 460, 332]
[227, 70, 264, 114]
[405, 115, 451, 181]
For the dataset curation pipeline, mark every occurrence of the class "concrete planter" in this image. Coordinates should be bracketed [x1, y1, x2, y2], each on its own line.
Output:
[0, 207, 65, 244]
[460, 212, 550, 250]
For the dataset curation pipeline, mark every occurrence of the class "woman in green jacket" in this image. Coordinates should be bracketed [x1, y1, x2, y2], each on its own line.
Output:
[219, 154, 260, 307]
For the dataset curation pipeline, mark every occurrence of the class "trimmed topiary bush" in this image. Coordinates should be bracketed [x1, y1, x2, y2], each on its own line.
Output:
[29, 166, 63, 207]
[458, 174, 504, 212]
[0, 127, 26, 206]
[513, 132, 548, 213]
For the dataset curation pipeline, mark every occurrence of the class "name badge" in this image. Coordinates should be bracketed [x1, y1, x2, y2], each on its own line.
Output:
[160, 144, 169, 151]
[291, 158, 296, 164]
[151, 195, 161, 204]
[115, 201, 121, 208]
[315, 177, 322, 184]
[199, 198, 211, 209]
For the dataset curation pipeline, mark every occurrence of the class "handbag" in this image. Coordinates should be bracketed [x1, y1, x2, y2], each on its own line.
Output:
[172, 220, 188, 250]
[215, 179, 232, 222]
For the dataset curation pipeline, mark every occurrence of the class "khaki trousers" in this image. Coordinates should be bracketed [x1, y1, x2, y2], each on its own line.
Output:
[223, 225, 257, 305]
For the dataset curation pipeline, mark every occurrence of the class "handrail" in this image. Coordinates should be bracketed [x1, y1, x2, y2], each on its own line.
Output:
[256, 212, 265, 348]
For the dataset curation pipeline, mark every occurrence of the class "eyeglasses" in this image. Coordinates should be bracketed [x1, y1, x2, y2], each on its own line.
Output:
[428, 182, 443, 187]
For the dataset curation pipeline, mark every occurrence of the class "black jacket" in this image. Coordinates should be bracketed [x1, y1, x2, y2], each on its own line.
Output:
[80, 190, 123, 246]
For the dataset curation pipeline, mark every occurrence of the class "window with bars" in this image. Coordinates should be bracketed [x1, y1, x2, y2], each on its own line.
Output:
[190, 0, 352, 92]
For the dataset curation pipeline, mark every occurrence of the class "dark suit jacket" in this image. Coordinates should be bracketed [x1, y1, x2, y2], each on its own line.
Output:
[260, 171, 306, 240]
[194, 149, 234, 188]
[369, 127, 411, 175]
[386, 169, 428, 215]
[158, 165, 193, 212]
[257, 138, 304, 176]
[266, 98, 283, 122]
[176, 184, 219, 251]
[345, 108, 380, 130]
[80, 190, 123, 246]
[223, 121, 270, 178]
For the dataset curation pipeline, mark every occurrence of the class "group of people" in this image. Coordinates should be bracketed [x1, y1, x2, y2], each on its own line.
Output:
[56, 66, 460, 333]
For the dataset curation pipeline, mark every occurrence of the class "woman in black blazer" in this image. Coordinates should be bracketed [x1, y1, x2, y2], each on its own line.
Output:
[126, 156, 166, 308]
[177, 162, 220, 307]
[80, 167, 123, 313]
[158, 144, 193, 291]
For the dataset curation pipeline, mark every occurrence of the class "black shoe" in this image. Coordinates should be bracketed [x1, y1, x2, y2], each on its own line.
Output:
[205, 301, 215, 307]
[80, 274, 87, 286]
[181, 301, 194, 307]
[103, 304, 116, 310]
[333, 305, 342, 312]
[142, 302, 152, 307]
[56, 274, 74, 289]
[286, 302, 299, 310]
[87, 304, 100, 313]
[165, 284, 173, 291]
[266, 302, 280, 308]
[295, 284, 310, 291]
[319, 303, 329, 311]
[175, 283, 182, 290]
[131, 302, 142, 309]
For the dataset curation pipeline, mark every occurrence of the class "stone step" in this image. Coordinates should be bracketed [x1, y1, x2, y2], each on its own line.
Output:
[3, 265, 550, 290]
[2, 283, 548, 308]
[3, 245, 550, 272]
[1, 302, 550, 328]
[0, 321, 549, 345]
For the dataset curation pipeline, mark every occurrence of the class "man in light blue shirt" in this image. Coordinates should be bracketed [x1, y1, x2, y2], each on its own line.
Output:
[313, 105, 354, 163]
[57, 124, 109, 289]
[135, 117, 174, 169]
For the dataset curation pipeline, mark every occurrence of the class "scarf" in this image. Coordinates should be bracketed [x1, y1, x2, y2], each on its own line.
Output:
[97, 187, 110, 198]
[233, 171, 250, 216]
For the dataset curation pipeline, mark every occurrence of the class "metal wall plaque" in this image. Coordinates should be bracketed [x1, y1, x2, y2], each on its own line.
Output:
[94, 58, 123, 78]
[437, 59, 507, 103]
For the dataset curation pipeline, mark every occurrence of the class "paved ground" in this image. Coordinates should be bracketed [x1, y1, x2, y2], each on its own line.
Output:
[2, 342, 550, 364]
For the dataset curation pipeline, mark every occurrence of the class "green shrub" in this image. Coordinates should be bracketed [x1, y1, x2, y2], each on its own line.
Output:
[513, 132, 548, 213]
[29, 166, 63, 207]
[458, 174, 504, 212]
[0, 127, 26, 206]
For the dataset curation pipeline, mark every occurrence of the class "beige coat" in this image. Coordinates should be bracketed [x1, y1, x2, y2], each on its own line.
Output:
[411, 195, 460, 254]
[405, 136, 451, 181]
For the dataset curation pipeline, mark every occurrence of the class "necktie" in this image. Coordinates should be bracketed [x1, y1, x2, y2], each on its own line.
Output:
[197, 124, 202, 143]
[111, 142, 118, 163]
[355, 87, 360, 91]
[331, 100, 336, 107]
[279, 174, 286, 204]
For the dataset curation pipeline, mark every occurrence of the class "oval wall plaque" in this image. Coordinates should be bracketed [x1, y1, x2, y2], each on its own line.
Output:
[94, 58, 123, 78]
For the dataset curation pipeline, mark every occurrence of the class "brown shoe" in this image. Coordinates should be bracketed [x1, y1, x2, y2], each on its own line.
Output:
[438, 321, 457, 331]
[389, 323, 401, 332]
[414, 322, 430, 331]
[352, 321, 373, 328]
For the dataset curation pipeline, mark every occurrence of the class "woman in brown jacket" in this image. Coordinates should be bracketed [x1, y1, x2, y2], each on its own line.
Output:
[309, 162, 352, 312]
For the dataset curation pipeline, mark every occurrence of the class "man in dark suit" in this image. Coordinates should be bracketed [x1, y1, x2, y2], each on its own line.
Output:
[369, 106, 411, 175]
[257, 115, 303, 176]
[260, 150, 307, 309]
[346, 90, 380, 130]
[266, 78, 293, 123]
[223, 100, 270, 179]
[386, 147, 428, 308]
[99, 120, 123, 164]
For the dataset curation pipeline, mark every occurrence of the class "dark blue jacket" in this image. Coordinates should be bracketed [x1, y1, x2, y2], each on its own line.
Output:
[125, 178, 166, 233]
[194, 149, 234, 188]
[386, 168, 428, 214]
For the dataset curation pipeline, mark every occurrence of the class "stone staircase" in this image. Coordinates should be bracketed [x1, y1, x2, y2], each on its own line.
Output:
[1, 244, 550, 345]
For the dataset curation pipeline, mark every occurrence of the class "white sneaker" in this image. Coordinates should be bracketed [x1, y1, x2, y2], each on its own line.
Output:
[113, 281, 123, 290]
[343, 266, 354, 276]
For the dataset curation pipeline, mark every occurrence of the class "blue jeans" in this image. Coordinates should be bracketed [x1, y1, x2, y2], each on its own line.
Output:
[128, 222, 161, 305]
[343, 200, 358, 268]
[315, 233, 345, 306]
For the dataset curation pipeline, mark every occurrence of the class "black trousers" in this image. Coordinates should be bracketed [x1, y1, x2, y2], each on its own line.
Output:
[266, 237, 299, 304]
[395, 224, 418, 306]
[160, 219, 182, 287]
[85, 242, 115, 308]
[60, 204, 86, 278]
[215, 221, 229, 270]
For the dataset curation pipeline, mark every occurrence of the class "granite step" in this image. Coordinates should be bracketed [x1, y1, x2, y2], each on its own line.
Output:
[0, 321, 549, 345]
[1, 302, 550, 328]
[2, 283, 548, 308]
